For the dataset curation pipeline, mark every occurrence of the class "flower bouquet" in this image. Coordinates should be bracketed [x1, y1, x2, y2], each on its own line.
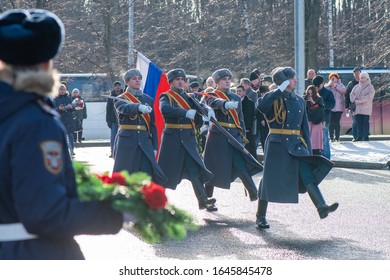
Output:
[73, 161, 197, 244]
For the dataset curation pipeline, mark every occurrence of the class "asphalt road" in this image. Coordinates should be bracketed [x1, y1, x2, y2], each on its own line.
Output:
[74, 146, 390, 260]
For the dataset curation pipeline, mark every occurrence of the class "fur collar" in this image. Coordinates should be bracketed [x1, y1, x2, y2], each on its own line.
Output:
[0, 64, 60, 98]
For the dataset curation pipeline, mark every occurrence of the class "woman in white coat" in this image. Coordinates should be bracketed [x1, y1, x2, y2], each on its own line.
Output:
[350, 72, 375, 141]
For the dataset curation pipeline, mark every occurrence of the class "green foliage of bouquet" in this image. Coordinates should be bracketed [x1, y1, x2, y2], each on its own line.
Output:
[73, 161, 198, 244]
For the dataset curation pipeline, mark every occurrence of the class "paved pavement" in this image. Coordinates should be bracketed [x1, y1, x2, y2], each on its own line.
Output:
[75, 135, 390, 170]
[72, 146, 390, 261]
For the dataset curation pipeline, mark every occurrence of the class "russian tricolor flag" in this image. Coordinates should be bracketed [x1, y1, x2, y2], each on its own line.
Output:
[136, 52, 170, 148]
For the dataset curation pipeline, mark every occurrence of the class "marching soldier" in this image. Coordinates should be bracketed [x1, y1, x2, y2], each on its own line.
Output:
[256, 67, 338, 229]
[203, 69, 263, 210]
[0, 9, 122, 259]
[113, 69, 167, 186]
[157, 68, 217, 210]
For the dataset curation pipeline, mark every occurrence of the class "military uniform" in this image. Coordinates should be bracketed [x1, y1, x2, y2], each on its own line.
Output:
[158, 69, 215, 210]
[0, 9, 123, 259]
[203, 69, 262, 202]
[113, 89, 167, 186]
[256, 67, 338, 229]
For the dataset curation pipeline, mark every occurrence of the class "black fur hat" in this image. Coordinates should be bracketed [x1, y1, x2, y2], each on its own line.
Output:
[272, 67, 296, 86]
[167, 68, 186, 83]
[0, 9, 64, 65]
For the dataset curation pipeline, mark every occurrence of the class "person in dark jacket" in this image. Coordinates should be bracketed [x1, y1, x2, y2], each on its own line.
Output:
[203, 69, 262, 208]
[236, 85, 256, 158]
[106, 81, 123, 157]
[158, 68, 216, 210]
[256, 85, 270, 152]
[0, 9, 123, 260]
[71, 88, 87, 143]
[312, 75, 335, 160]
[54, 83, 76, 156]
[112, 69, 167, 186]
[255, 67, 338, 229]
[304, 69, 316, 91]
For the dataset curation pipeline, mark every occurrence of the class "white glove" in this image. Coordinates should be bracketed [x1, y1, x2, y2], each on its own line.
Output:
[224, 101, 239, 110]
[200, 124, 209, 135]
[278, 80, 290, 92]
[138, 104, 153, 114]
[186, 109, 196, 119]
[208, 108, 216, 121]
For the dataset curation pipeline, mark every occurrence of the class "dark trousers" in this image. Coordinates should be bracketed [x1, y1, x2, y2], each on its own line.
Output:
[356, 114, 370, 141]
[329, 111, 342, 140]
[73, 130, 83, 142]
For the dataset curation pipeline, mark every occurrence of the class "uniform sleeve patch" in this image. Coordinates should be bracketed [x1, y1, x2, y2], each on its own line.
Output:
[40, 141, 63, 174]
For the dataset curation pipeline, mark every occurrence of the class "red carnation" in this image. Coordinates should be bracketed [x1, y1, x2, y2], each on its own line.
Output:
[96, 173, 127, 186]
[141, 182, 167, 209]
[106, 173, 127, 185]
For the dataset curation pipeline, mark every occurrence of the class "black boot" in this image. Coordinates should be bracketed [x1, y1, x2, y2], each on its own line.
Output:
[204, 184, 218, 211]
[256, 200, 269, 229]
[240, 172, 258, 201]
[191, 178, 216, 210]
[306, 183, 338, 219]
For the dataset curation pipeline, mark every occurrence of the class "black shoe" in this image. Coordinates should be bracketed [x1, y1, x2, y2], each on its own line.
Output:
[318, 203, 339, 219]
[256, 216, 270, 229]
[206, 204, 218, 212]
[81, 137, 85, 141]
[199, 198, 216, 209]
[109, 154, 113, 158]
[78, 139, 82, 143]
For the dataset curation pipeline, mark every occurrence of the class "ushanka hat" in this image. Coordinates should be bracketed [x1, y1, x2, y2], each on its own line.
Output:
[123, 69, 142, 83]
[0, 9, 64, 65]
[212, 68, 233, 83]
[167, 68, 186, 83]
[272, 67, 296, 86]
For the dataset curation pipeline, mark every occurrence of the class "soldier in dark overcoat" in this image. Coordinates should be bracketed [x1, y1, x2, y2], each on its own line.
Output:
[255, 67, 338, 229]
[0, 9, 123, 259]
[112, 69, 167, 186]
[203, 69, 262, 209]
[157, 69, 216, 210]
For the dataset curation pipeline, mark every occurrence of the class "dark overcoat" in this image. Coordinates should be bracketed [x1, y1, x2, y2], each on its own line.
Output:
[0, 79, 122, 260]
[158, 89, 213, 189]
[258, 89, 334, 203]
[53, 94, 75, 134]
[203, 89, 262, 189]
[113, 91, 167, 186]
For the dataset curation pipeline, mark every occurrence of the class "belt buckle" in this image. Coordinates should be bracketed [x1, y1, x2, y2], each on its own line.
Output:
[136, 125, 142, 130]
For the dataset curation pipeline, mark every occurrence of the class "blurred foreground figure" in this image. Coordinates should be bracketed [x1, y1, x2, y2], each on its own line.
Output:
[0, 9, 123, 259]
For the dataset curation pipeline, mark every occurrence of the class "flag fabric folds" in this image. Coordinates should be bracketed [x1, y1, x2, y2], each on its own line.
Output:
[136, 52, 170, 149]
